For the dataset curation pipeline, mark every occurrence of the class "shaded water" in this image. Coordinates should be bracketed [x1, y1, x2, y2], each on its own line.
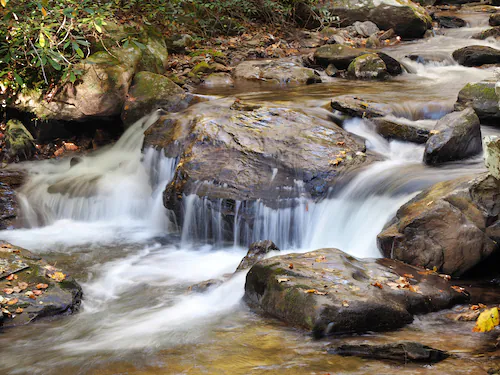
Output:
[1, 10, 500, 375]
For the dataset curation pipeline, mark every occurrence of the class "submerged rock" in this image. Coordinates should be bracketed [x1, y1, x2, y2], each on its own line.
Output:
[455, 81, 500, 124]
[435, 15, 466, 29]
[347, 53, 389, 80]
[144, 100, 374, 233]
[372, 117, 430, 144]
[329, 342, 449, 363]
[452, 45, 500, 67]
[423, 108, 482, 165]
[378, 173, 499, 277]
[236, 240, 279, 272]
[314, 45, 369, 70]
[0, 243, 82, 328]
[203, 73, 234, 88]
[472, 27, 500, 40]
[232, 58, 321, 85]
[244, 248, 467, 337]
[330, 95, 393, 118]
[121, 71, 190, 127]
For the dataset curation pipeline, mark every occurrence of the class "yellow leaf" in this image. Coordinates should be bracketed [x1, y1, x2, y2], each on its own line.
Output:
[1, 0, 6, 8]
[472, 307, 499, 332]
[39, 32, 45, 48]
[48, 271, 66, 282]
[41, 7, 47, 17]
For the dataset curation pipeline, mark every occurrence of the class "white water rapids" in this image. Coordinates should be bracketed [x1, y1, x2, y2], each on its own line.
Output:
[0, 10, 499, 374]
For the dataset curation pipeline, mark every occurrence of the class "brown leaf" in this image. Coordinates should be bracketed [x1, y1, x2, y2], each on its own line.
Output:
[36, 283, 49, 289]
[342, 300, 349, 307]
[6, 274, 17, 281]
[18, 282, 28, 290]
[403, 273, 414, 279]
[12, 286, 21, 293]
[451, 285, 467, 294]
[32, 290, 43, 296]
[6, 298, 18, 305]
[288, 263, 294, 270]
[3, 288, 13, 294]
[15, 307, 23, 314]
[371, 281, 383, 289]
[418, 269, 436, 276]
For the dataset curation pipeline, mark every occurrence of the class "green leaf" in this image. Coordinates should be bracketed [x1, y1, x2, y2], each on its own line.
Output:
[48, 57, 61, 70]
[70, 71, 76, 83]
[75, 47, 84, 58]
[13, 73, 23, 86]
[122, 40, 129, 48]
[131, 40, 146, 50]
[94, 22, 102, 33]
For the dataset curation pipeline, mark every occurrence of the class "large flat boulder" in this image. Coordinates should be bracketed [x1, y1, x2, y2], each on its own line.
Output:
[378, 173, 500, 277]
[244, 248, 467, 338]
[423, 108, 482, 165]
[330, 95, 393, 118]
[0, 243, 82, 327]
[455, 81, 500, 124]
[372, 117, 430, 143]
[143, 100, 375, 234]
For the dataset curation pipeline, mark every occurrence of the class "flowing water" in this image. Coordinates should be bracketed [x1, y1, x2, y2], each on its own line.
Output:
[1, 10, 500, 375]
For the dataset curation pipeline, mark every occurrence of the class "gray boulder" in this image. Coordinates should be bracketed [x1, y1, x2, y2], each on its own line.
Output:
[347, 53, 389, 80]
[423, 108, 482, 165]
[452, 45, 500, 67]
[378, 173, 499, 277]
[244, 248, 468, 337]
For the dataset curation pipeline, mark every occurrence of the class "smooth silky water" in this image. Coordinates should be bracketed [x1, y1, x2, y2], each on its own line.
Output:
[1, 11, 500, 374]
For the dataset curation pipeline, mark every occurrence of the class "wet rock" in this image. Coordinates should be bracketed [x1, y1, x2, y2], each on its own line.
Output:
[188, 279, 225, 293]
[329, 342, 449, 363]
[295, 0, 431, 39]
[325, 64, 339, 77]
[376, 52, 403, 75]
[484, 136, 500, 179]
[203, 73, 234, 88]
[4, 120, 36, 161]
[244, 248, 467, 338]
[121, 71, 190, 127]
[423, 108, 482, 165]
[236, 240, 279, 272]
[347, 53, 389, 80]
[472, 27, 500, 40]
[452, 45, 500, 67]
[372, 117, 430, 144]
[0, 242, 82, 328]
[166, 34, 194, 54]
[490, 13, 500, 27]
[435, 15, 467, 28]
[314, 45, 368, 70]
[144, 100, 374, 229]
[330, 95, 393, 118]
[0, 170, 24, 229]
[378, 173, 500, 277]
[232, 58, 321, 85]
[353, 21, 380, 37]
[455, 81, 500, 124]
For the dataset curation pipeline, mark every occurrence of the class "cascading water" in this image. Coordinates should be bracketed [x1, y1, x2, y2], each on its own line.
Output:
[1, 10, 500, 374]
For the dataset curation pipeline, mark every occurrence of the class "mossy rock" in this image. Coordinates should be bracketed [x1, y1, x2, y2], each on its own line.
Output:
[347, 53, 388, 80]
[121, 71, 190, 127]
[5, 120, 35, 160]
[455, 81, 500, 124]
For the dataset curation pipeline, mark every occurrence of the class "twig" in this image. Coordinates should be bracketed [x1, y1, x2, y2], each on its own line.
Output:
[28, 39, 48, 85]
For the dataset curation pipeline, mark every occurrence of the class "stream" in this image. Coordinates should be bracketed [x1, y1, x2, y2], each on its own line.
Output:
[1, 10, 500, 375]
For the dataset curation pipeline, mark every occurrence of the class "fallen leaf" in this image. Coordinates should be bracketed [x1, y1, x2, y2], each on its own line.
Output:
[6, 298, 18, 305]
[48, 271, 66, 282]
[473, 307, 499, 333]
[288, 263, 294, 270]
[18, 282, 28, 290]
[451, 285, 467, 294]
[371, 281, 383, 289]
[25, 291, 36, 300]
[12, 286, 21, 293]
[418, 269, 436, 276]
[403, 274, 414, 279]
[32, 290, 43, 296]
[3, 288, 13, 294]
[1, 308, 11, 317]
[6, 274, 17, 281]
[315, 256, 326, 263]
[277, 278, 289, 283]
[439, 274, 451, 281]
[304, 289, 317, 294]
[36, 283, 48, 289]
[15, 307, 23, 314]
[342, 300, 349, 307]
